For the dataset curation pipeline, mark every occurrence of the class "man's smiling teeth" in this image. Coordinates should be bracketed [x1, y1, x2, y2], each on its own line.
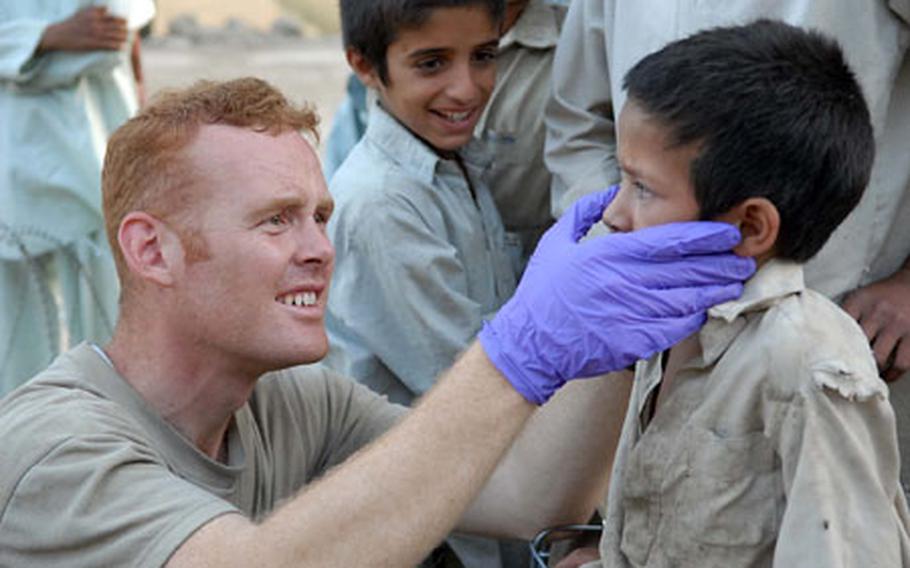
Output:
[278, 292, 317, 307]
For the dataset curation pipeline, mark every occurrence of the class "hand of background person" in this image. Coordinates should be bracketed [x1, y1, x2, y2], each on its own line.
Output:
[479, 187, 756, 404]
[843, 267, 910, 382]
[37, 6, 128, 54]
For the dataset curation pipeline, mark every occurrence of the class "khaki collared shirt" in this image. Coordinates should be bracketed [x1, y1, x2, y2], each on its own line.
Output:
[544, 0, 910, 299]
[598, 260, 910, 567]
[474, 0, 565, 265]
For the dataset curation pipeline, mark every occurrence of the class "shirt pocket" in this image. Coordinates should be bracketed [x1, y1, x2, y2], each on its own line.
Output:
[482, 129, 551, 230]
[681, 427, 782, 549]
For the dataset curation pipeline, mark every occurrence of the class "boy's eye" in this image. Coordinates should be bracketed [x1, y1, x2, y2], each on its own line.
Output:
[472, 48, 498, 65]
[415, 57, 445, 73]
[633, 181, 654, 200]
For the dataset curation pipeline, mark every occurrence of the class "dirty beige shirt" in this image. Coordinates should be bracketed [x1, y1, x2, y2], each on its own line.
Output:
[598, 260, 910, 567]
[474, 0, 565, 265]
[544, 0, 910, 299]
[0, 344, 405, 567]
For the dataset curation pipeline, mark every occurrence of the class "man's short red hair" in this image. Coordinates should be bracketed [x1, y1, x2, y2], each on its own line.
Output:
[102, 77, 320, 278]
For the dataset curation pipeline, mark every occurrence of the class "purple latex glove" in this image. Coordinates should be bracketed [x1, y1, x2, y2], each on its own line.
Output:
[479, 187, 756, 405]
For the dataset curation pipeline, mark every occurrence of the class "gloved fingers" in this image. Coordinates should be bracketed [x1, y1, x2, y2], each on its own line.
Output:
[605, 313, 708, 368]
[630, 221, 743, 259]
[637, 282, 745, 318]
[531, 187, 619, 262]
[622, 254, 755, 289]
[563, 186, 620, 242]
[665, 311, 710, 345]
[663, 282, 743, 317]
[693, 281, 747, 312]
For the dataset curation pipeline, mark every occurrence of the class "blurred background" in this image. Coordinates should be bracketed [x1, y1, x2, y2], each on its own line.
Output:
[144, 0, 348, 156]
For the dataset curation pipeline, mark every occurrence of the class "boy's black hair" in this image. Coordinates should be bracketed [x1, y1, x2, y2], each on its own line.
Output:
[340, 0, 505, 85]
[623, 19, 874, 262]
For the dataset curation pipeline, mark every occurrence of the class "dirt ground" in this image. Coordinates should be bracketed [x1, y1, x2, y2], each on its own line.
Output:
[142, 37, 351, 162]
[152, 0, 286, 33]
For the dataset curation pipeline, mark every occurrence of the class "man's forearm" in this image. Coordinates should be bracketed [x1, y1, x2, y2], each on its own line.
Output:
[459, 371, 632, 538]
[168, 342, 535, 568]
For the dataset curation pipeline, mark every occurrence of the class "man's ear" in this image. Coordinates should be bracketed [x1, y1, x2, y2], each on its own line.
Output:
[118, 212, 182, 287]
[716, 197, 780, 259]
[346, 47, 382, 90]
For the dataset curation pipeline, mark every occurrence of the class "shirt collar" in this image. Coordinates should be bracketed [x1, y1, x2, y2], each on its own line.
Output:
[500, 0, 562, 50]
[364, 100, 493, 184]
[66, 343, 249, 477]
[699, 259, 805, 366]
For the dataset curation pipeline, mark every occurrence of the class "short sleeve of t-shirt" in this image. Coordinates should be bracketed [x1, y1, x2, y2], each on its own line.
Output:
[0, 431, 237, 567]
[0, 348, 407, 566]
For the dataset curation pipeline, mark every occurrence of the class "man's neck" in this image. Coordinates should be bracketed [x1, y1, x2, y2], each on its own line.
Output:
[104, 317, 260, 461]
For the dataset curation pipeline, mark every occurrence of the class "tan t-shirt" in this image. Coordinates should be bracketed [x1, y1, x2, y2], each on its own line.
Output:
[0, 343, 405, 567]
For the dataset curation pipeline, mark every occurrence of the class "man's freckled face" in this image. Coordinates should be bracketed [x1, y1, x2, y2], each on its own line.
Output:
[173, 125, 336, 371]
[602, 100, 702, 233]
[373, 5, 499, 152]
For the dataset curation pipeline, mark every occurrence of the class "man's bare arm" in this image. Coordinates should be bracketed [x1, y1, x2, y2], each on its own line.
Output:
[458, 371, 632, 539]
[167, 343, 536, 568]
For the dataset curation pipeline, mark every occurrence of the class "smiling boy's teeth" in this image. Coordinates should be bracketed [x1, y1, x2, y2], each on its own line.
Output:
[303, 292, 317, 306]
[442, 110, 470, 121]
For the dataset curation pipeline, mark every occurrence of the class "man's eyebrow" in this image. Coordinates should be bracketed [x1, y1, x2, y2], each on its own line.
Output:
[246, 195, 302, 221]
[316, 195, 335, 216]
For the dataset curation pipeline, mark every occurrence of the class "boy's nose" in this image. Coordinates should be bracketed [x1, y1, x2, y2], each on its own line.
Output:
[602, 189, 632, 233]
[447, 63, 483, 103]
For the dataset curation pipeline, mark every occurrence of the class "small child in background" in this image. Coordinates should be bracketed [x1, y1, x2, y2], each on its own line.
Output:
[587, 19, 910, 568]
[324, 0, 566, 274]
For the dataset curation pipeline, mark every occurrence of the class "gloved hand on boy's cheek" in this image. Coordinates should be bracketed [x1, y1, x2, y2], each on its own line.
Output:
[480, 187, 756, 404]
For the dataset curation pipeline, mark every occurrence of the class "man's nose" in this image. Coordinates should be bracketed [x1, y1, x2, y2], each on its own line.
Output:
[292, 219, 335, 266]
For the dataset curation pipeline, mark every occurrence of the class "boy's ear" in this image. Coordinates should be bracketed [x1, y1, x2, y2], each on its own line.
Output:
[346, 48, 381, 90]
[716, 197, 780, 259]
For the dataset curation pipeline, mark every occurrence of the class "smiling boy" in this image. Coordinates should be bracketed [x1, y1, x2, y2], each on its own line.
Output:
[325, 2, 517, 565]
[326, 1, 516, 407]
[592, 20, 910, 567]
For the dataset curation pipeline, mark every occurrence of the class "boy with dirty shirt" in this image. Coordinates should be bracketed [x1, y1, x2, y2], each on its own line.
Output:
[587, 20, 910, 568]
